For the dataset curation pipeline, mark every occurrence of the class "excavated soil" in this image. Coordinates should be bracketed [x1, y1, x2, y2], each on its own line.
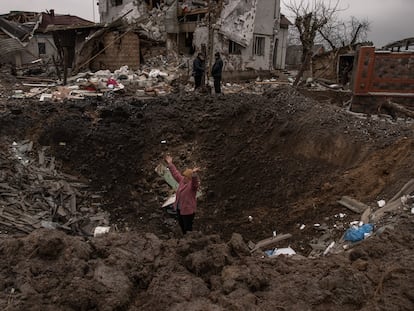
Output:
[0, 86, 414, 310]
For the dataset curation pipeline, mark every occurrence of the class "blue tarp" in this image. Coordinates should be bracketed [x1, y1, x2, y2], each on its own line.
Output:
[344, 224, 374, 242]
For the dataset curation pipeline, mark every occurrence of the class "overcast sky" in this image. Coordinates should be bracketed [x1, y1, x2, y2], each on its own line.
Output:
[0, 0, 412, 47]
[282, 0, 413, 47]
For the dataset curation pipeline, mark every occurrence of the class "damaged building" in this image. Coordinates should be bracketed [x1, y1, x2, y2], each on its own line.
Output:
[98, 0, 290, 75]
[0, 11, 94, 72]
[312, 42, 372, 85]
[0, 10, 144, 82]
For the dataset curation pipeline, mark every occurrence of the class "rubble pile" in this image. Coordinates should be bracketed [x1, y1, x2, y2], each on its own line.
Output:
[179, 0, 209, 11]
[0, 140, 109, 236]
[136, 5, 168, 42]
[8, 63, 184, 101]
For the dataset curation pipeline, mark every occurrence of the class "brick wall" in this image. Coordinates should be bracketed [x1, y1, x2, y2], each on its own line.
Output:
[372, 57, 414, 92]
[351, 46, 414, 113]
[91, 31, 140, 71]
[353, 46, 414, 95]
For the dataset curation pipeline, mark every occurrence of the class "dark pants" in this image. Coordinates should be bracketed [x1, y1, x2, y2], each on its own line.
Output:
[213, 76, 221, 94]
[177, 210, 195, 234]
[194, 75, 202, 90]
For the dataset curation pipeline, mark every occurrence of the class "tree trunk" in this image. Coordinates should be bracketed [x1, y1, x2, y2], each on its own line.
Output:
[294, 51, 311, 86]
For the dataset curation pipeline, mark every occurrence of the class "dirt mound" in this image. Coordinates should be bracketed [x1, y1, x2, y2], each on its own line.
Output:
[1, 85, 414, 309]
[1, 216, 413, 310]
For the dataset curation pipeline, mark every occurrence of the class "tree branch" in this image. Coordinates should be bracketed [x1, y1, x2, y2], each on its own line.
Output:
[350, 24, 363, 45]
[318, 29, 336, 50]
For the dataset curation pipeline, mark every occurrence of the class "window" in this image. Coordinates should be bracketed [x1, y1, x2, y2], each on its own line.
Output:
[144, 0, 161, 9]
[229, 40, 242, 55]
[111, 0, 123, 7]
[38, 42, 46, 55]
[253, 36, 265, 56]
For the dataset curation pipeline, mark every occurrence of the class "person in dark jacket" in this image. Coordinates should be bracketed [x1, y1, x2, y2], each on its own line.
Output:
[211, 52, 224, 94]
[192, 53, 205, 90]
[165, 155, 200, 234]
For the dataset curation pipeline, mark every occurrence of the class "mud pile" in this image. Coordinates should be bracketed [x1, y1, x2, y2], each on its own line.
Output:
[1, 86, 414, 310]
[1, 218, 413, 310]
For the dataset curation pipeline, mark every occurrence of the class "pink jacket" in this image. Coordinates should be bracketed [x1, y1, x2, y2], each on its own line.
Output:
[168, 163, 199, 215]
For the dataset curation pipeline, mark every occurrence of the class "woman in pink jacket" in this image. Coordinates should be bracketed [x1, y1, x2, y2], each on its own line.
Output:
[165, 155, 200, 234]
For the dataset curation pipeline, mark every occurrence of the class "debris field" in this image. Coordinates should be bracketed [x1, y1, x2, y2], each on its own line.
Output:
[0, 85, 414, 310]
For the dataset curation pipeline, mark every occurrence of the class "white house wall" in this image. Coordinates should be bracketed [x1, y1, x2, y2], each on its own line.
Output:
[99, 0, 143, 22]
[275, 27, 288, 69]
[254, 0, 277, 35]
[218, 0, 257, 47]
[224, 0, 278, 71]
[2, 34, 58, 66]
[27, 34, 58, 62]
[242, 35, 273, 70]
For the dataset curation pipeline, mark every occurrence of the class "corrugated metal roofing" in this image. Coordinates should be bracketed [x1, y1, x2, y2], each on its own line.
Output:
[0, 17, 33, 40]
[0, 37, 26, 55]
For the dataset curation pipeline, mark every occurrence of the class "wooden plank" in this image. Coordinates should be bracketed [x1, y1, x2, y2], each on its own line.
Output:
[2, 209, 40, 226]
[0, 213, 37, 228]
[0, 220, 31, 233]
[360, 207, 372, 224]
[0, 183, 15, 190]
[69, 194, 77, 213]
[250, 234, 292, 253]
[38, 149, 45, 167]
[388, 179, 414, 202]
[16, 76, 56, 82]
[337, 196, 369, 214]
[371, 179, 414, 221]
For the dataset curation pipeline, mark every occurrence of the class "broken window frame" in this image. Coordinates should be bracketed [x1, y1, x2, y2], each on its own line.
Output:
[110, 0, 123, 7]
[38, 42, 46, 55]
[253, 35, 265, 56]
[144, 0, 162, 9]
[229, 40, 242, 55]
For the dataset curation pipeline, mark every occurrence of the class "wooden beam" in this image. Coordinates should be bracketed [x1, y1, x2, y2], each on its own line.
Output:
[249, 233, 292, 253]
[337, 196, 369, 214]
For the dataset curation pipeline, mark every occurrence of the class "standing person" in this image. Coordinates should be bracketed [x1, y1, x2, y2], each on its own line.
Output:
[165, 155, 200, 234]
[192, 53, 205, 90]
[211, 52, 224, 94]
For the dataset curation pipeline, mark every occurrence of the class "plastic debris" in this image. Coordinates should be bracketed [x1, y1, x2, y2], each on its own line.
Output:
[344, 223, 374, 242]
[377, 200, 386, 207]
[94, 226, 110, 237]
[323, 241, 335, 256]
[41, 220, 59, 229]
[162, 195, 176, 208]
[265, 247, 296, 257]
[12, 90, 25, 99]
[107, 77, 118, 87]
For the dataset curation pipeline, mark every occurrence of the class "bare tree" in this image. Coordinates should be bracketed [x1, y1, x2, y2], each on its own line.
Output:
[284, 0, 341, 86]
[319, 16, 371, 49]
